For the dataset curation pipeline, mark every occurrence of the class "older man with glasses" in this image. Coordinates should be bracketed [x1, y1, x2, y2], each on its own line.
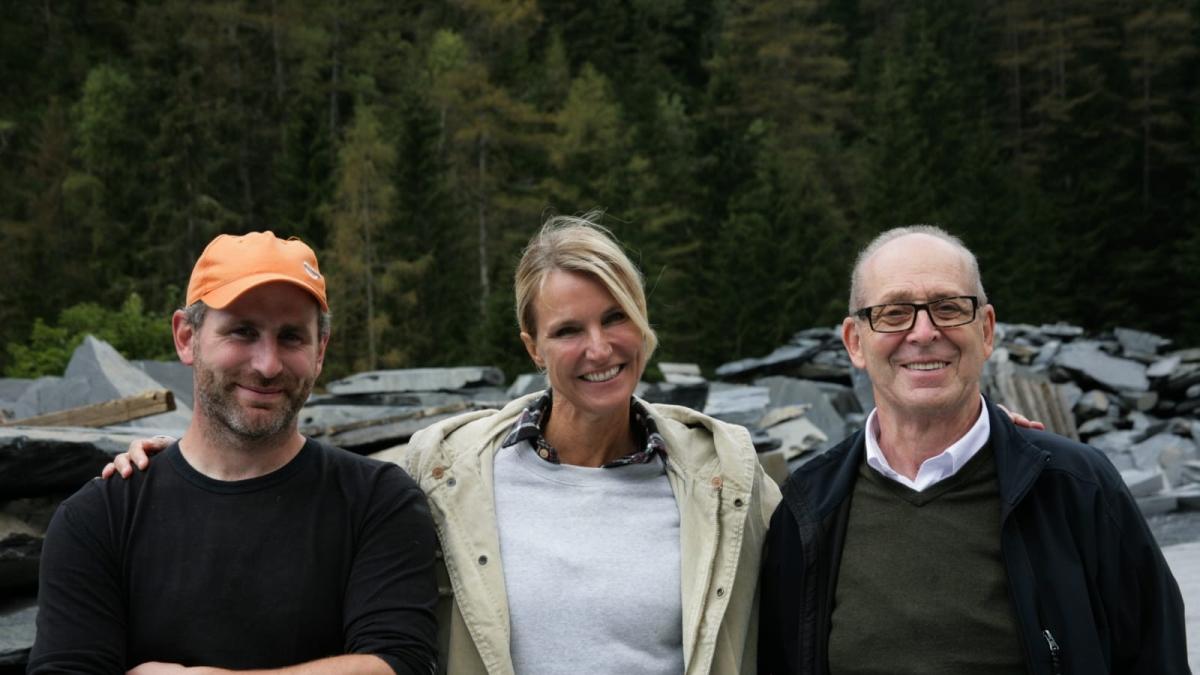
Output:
[758, 226, 1188, 674]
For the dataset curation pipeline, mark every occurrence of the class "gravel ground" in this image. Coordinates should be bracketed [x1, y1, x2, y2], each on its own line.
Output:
[1148, 509, 1200, 548]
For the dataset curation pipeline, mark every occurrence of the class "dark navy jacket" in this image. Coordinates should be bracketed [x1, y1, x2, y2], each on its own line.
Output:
[758, 398, 1189, 674]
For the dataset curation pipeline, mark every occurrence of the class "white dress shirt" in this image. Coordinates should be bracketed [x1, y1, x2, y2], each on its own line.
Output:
[863, 395, 990, 492]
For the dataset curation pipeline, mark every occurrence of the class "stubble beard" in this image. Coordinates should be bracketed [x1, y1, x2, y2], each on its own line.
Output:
[192, 346, 312, 446]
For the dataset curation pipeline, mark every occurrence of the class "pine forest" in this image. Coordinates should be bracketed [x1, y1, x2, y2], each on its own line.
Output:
[2, 0, 1199, 381]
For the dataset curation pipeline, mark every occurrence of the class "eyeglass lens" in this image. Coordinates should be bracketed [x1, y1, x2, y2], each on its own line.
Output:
[870, 297, 975, 332]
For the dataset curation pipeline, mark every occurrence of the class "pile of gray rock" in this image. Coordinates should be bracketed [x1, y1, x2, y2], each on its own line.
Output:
[2, 321, 1199, 664]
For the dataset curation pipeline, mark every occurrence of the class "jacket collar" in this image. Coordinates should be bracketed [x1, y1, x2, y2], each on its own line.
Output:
[785, 397, 1051, 522]
[418, 390, 760, 491]
[983, 397, 1050, 517]
[644, 399, 759, 492]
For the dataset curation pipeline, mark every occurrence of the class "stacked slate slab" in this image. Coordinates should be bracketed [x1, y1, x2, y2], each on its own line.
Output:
[304, 367, 512, 454]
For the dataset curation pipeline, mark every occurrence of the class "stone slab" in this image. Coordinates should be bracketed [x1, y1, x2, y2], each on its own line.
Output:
[1089, 430, 1142, 454]
[714, 343, 821, 380]
[1131, 434, 1199, 485]
[794, 349, 852, 381]
[1077, 417, 1116, 438]
[132, 359, 195, 410]
[311, 391, 471, 409]
[14, 376, 95, 418]
[1114, 327, 1170, 359]
[1054, 343, 1149, 392]
[1137, 494, 1178, 517]
[1161, 541, 1200, 672]
[1182, 461, 1200, 485]
[1169, 486, 1200, 511]
[328, 367, 505, 394]
[756, 448, 789, 486]
[1120, 390, 1158, 413]
[1124, 411, 1156, 433]
[0, 598, 36, 666]
[849, 366, 875, 416]
[0, 519, 41, 593]
[0, 379, 32, 404]
[1004, 342, 1040, 364]
[506, 373, 546, 398]
[1033, 340, 1061, 367]
[1105, 452, 1136, 471]
[658, 363, 705, 385]
[298, 405, 422, 433]
[640, 382, 708, 411]
[1121, 468, 1166, 498]
[317, 411, 464, 454]
[1171, 347, 1200, 363]
[1147, 355, 1182, 379]
[703, 384, 770, 427]
[748, 429, 782, 454]
[454, 387, 510, 408]
[1039, 322, 1084, 338]
[763, 414, 828, 461]
[1073, 390, 1111, 420]
[63, 336, 192, 430]
[1167, 363, 1200, 392]
[0, 427, 142, 498]
[754, 377, 847, 449]
[0, 497, 59, 534]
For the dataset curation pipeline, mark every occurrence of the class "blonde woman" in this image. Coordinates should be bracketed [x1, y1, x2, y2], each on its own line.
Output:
[403, 215, 780, 674]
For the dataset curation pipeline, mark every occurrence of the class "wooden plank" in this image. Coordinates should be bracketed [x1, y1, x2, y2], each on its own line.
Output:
[2, 389, 176, 428]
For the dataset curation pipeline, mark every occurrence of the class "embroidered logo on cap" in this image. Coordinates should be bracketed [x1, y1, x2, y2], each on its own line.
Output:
[303, 261, 322, 280]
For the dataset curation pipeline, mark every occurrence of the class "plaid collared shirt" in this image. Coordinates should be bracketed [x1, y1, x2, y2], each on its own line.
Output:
[500, 391, 668, 468]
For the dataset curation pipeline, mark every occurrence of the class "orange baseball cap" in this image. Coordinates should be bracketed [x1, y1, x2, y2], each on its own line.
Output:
[186, 232, 328, 311]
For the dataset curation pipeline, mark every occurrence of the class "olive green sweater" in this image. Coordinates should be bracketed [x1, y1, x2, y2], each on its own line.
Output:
[828, 445, 1025, 674]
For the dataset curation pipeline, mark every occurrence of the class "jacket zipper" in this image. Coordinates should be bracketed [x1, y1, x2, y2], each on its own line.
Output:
[1042, 629, 1062, 675]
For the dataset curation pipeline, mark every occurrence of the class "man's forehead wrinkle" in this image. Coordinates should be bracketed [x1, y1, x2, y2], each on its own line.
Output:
[860, 236, 974, 305]
[874, 284, 971, 304]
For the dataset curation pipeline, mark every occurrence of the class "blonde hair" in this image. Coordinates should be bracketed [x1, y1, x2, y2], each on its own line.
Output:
[515, 212, 658, 361]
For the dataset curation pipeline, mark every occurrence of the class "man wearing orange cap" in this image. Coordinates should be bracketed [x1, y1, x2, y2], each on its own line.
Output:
[29, 232, 439, 674]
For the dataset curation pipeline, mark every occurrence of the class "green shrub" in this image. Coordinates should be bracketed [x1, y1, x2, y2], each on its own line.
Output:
[5, 293, 174, 377]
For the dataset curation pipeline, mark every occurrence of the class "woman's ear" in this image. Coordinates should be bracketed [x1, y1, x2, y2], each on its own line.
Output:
[521, 331, 544, 369]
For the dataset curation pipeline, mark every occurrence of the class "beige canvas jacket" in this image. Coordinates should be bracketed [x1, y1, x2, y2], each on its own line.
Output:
[403, 392, 782, 675]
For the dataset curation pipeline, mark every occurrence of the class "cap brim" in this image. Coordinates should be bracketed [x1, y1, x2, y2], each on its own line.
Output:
[200, 274, 328, 312]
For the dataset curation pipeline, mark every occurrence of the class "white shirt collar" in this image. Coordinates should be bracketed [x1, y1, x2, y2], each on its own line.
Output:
[863, 395, 990, 492]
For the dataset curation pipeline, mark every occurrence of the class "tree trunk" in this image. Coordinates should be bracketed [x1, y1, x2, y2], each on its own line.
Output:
[1141, 59, 1150, 213]
[230, 23, 254, 216]
[1007, 6, 1023, 163]
[363, 180, 377, 370]
[477, 131, 490, 321]
[271, 0, 285, 104]
[330, 0, 341, 142]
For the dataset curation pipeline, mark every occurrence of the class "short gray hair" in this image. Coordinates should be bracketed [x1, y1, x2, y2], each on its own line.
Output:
[848, 225, 987, 314]
[183, 300, 332, 340]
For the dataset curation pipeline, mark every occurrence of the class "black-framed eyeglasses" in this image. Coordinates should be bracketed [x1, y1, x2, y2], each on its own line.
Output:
[853, 296, 979, 333]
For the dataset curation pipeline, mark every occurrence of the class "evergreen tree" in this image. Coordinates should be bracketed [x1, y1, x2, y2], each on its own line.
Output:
[324, 105, 404, 375]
